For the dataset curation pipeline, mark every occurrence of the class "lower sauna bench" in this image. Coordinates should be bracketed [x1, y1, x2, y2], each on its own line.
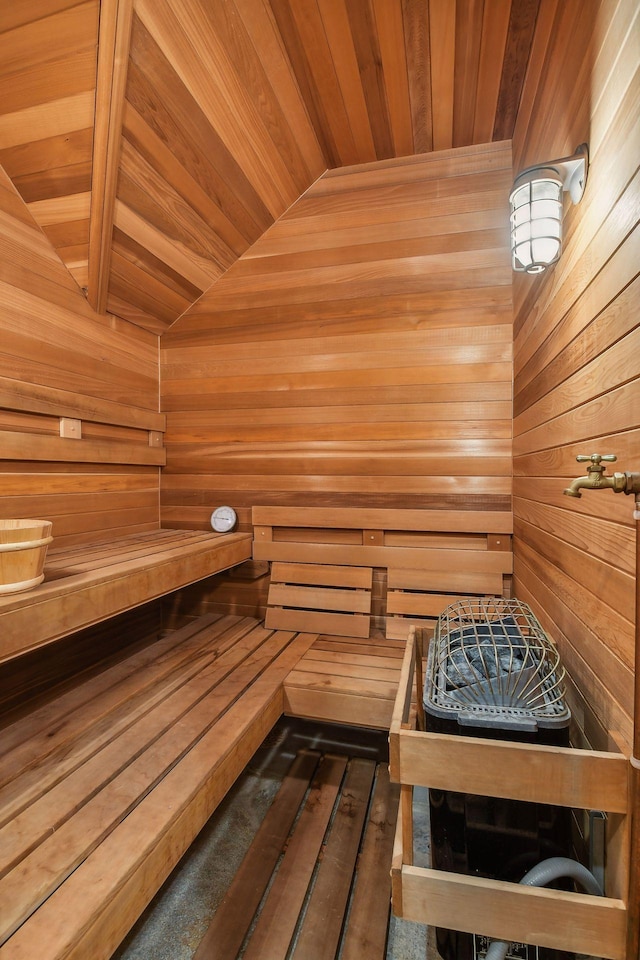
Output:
[193, 734, 400, 960]
[0, 615, 318, 960]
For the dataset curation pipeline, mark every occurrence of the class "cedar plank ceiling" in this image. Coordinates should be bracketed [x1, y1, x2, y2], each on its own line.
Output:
[0, 0, 542, 334]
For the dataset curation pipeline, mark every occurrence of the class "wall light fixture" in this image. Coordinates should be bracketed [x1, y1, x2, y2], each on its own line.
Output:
[509, 143, 589, 274]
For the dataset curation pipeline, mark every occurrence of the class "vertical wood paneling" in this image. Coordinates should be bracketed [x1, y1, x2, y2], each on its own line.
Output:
[429, 0, 456, 151]
[492, 0, 540, 142]
[512, 0, 639, 752]
[0, 167, 160, 546]
[452, 0, 484, 147]
[160, 142, 513, 546]
[402, 0, 433, 154]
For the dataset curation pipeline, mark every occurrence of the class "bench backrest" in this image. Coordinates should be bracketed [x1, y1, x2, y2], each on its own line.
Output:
[253, 506, 512, 638]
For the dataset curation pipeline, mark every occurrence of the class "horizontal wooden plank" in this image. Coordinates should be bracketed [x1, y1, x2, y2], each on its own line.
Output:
[0, 378, 164, 429]
[290, 657, 399, 684]
[385, 616, 434, 641]
[391, 729, 629, 813]
[268, 583, 371, 615]
[387, 591, 486, 618]
[265, 607, 371, 639]
[397, 866, 626, 960]
[255, 540, 514, 574]
[253, 506, 513, 532]
[312, 637, 405, 658]
[270, 561, 372, 589]
[387, 568, 505, 594]
[283, 686, 396, 730]
[287, 669, 398, 700]
[0, 430, 165, 466]
[301, 650, 404, 670]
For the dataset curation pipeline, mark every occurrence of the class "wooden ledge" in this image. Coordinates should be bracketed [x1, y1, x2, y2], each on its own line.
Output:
[0, 529, 252, 663]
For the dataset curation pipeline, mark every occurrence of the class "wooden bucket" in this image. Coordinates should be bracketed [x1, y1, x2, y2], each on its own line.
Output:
[0, 520, 53, 595]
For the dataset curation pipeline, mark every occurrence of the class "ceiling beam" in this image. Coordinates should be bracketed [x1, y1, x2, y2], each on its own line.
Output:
[87, 0, 134, 314]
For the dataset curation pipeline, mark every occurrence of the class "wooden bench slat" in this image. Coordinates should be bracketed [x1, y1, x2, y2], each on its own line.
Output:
[0, 614, 232, 778]
[312, 637, 405, 657]
[43, 530, 217, 570]
[386, 616, 435, 640]
[387, 567, 504, 594]
[253, 506, 513, 533]
[300, 650, 406, 670]
[288, 657, 401, 684]
[286, 670, 398, 701]
[292, 758, 376, 960]
[241, 754, 348, 960]
[255, 540, 513, 573]
[387, 591, 484, 617]
[284, 686, 398, 730]
[266, 607, 371, 638]
[0, 619, 250, 822]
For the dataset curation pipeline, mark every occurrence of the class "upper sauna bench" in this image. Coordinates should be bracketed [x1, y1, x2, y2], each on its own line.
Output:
[0, 529, 252, 663]
[0, 379, 252, 662]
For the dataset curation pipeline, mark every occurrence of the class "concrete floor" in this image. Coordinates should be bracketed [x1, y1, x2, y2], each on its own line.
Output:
[112, 717, 600, 960]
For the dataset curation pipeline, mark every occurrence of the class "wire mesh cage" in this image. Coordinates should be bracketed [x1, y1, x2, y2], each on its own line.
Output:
[424, 597, 570, 732]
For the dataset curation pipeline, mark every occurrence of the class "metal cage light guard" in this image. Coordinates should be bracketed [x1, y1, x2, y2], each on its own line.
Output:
[510, 143, 589, 274]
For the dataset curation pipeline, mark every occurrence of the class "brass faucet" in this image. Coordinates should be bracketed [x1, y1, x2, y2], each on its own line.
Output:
[563, 455, 640, 498]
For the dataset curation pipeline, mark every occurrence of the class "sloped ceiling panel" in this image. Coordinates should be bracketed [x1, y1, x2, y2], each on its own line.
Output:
[0, 2, 99, 291]
[108, 0, 326, 331]
[0, 0, 542, 334]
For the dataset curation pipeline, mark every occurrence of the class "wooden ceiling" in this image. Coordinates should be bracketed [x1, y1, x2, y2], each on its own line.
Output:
[0, 0, 542, 335]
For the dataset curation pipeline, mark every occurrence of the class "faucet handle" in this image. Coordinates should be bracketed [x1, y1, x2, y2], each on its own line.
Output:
[576, 454, 617, 465]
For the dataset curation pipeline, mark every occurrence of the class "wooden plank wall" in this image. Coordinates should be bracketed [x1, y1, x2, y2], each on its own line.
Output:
[0, 167, 161, 547]
[511, 0, 639, 754]
[160, 140, 513, 614]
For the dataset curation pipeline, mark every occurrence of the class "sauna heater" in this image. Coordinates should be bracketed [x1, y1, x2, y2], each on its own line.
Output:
[423, 598, 572, 960]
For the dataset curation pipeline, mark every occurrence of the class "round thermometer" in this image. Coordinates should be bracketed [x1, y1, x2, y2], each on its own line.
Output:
[210, 505, 237, 532]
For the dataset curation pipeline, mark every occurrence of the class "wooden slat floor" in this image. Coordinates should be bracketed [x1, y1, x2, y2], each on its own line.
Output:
[284, 631, 407, 729]
[0, 612, 407, 959]
[192, 745, 400, 960]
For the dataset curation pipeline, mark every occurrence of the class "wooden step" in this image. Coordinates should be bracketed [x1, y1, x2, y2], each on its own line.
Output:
[284, 632, 406, 729]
